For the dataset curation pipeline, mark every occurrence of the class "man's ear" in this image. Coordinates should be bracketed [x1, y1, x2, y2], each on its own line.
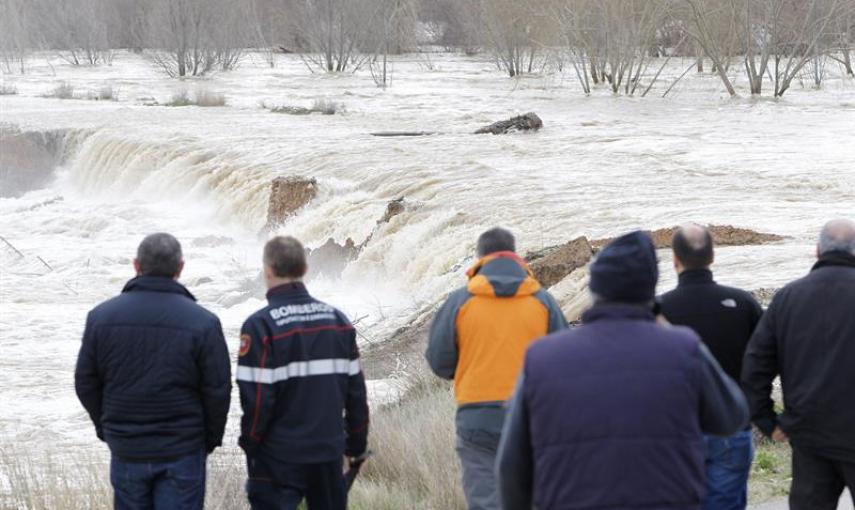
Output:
[173, 260, 185, 280]
[133, 259, 142, 276]
[672, 254, 682, 274]
[816, 245, 822, 259]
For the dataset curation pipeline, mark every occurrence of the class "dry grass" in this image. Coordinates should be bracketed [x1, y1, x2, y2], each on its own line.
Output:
[349, 368, 465, 510]
[0, 370, 463, 509]
[0, 372, 786, 508]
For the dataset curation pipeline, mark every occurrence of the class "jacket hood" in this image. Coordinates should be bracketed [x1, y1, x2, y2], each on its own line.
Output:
[466, 251, 541, 297]
[122, 275, 196, 301]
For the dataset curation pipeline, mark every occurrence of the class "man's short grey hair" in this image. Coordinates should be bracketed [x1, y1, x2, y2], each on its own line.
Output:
[264, 236, 307, 279]
[818, 219, 855, 256]
[137, 233, 183, 277]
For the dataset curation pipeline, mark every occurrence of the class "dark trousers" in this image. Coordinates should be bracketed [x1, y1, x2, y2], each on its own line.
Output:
[790, 446, 855, 510]
[110, 450, 206, 510]
[246, 456, 346, 510]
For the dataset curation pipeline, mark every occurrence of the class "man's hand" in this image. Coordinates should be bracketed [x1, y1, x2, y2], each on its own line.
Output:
[771, 426, 789, 442]
[343, 455, 351, 475]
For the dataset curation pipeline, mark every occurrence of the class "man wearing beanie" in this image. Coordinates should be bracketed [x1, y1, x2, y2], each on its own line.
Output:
[496, 231, 749, 510]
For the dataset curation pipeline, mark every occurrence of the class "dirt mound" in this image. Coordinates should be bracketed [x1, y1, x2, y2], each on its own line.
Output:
[265, 176, 318, 230]
[592, 225, 785, 250]
[526, 237, 594, 288]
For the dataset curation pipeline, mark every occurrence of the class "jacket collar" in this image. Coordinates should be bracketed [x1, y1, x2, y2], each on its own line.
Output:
[266, 281, 311, 302]
[677, 268, 715, 286]
[582, 303, 656, 324]
[812, 251, 855, 272]
[122, 275, 195, 301]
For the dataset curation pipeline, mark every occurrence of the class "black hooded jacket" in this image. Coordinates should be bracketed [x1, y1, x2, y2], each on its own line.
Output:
[75, 276, 232, 462]
[742, 251, 855, 461]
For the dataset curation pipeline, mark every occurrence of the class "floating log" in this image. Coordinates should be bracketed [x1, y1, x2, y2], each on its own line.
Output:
[474, 112, 543, 135]
[370, 131, 437, 137]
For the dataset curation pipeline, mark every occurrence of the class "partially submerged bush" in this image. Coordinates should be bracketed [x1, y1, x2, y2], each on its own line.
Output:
[194, 87, 226, 107]
[43, 82, 75, 99]
[165, 89, 192, 107]
[164, 87, 226, 107]
[262, 98, 344, 115]
[88, 85, 116, 101]
[311, 98, 343, 115]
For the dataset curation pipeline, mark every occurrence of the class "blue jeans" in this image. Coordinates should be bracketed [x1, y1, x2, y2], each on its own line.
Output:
[110, 450, 206, 510]
[703, 430, 754, 510]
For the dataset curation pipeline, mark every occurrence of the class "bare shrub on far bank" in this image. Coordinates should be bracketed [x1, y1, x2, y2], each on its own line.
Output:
[0, 83, 17, 95]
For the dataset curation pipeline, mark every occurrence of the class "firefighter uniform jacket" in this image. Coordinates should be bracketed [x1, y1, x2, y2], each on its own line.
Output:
[237, 282, 369, 463]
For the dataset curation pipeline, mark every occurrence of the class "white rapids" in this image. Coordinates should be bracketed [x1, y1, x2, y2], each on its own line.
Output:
[1, 52, 854, 456]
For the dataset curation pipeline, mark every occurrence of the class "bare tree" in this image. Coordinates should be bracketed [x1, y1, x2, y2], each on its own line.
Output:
[679, 0, 740, 96]
[292, 0, 378, 73]
[42, 0, 116, 66]
[146, 0, 251, 77]
[0, 0, 33, 73]
[480, 0, 556, 77]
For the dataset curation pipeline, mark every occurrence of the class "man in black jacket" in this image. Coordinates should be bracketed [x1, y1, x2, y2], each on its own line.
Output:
[659, 224, 763, 510]
[238, 236, 369, 510]
[743, 219, 855, 510]
[75, 233, 232, 510]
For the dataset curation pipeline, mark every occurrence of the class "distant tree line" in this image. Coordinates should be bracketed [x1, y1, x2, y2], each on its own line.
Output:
[1, 0, 853, 96]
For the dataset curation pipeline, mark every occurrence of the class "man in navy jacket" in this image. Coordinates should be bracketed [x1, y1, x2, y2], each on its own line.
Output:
[238, 236, 369, 510]
[496, 231, 748, 510]
[75, 233, 231, 510]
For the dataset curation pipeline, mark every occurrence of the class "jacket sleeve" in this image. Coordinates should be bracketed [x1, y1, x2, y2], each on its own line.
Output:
[536, 289, 569, 333]
[198, 317, 232, 454]
[496, 373, 534, 510]
[746, 293, 764, 333]
[237, 318, 276, 457]
[698, 342, 749, 436]
[74, 313, 104, 441]
[741, 301, 780, 436]
[345, 328, 370, 457]
[425, 289, 469, 380]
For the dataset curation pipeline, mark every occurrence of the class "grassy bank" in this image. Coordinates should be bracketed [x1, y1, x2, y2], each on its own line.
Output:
[2, 372, 788, 509]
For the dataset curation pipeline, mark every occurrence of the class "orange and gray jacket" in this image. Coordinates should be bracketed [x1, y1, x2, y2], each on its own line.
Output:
[425, 251, 567, 436]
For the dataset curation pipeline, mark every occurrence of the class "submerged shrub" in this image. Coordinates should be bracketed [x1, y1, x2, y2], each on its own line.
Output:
[43, 82, 75, 99]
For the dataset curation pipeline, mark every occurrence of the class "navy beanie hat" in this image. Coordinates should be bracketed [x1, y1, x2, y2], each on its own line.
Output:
[589, 230, 658, 303]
